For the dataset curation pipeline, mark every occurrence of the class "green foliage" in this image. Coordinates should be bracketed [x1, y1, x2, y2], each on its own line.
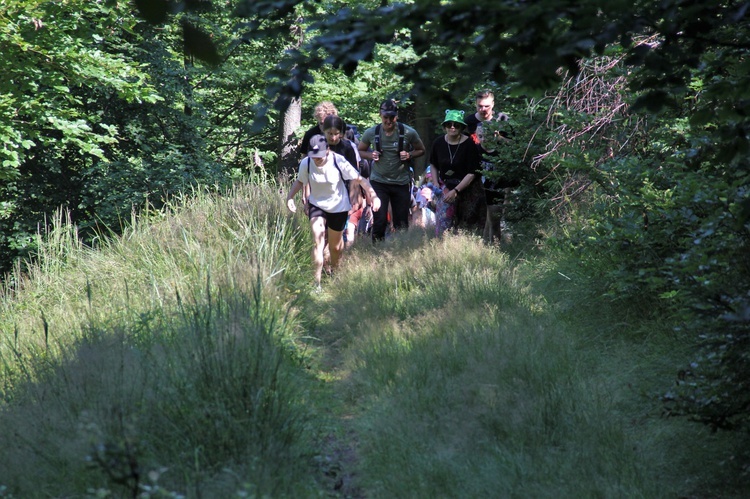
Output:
[0, 1, 284, 275]
[130, 0, 750, 438]
[305, 51, 415, 131]
[0, 1, 161, 175]
[546, 41, 750, 432]
[475, 88, 554, 223]
[0, 0, 748, 464]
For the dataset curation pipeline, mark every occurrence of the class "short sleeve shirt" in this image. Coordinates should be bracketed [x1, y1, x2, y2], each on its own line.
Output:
[360, 123, 421, 185]
[297, 153, 359, 213]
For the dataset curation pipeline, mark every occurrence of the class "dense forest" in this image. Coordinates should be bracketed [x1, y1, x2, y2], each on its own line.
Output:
[1, 0, 749, 494]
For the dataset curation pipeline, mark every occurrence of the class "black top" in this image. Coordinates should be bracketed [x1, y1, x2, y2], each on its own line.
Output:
[465, 113, 482, 134]
[300, 124, 323, 157]
[329, 139, 359, 172]
[465, 111, 511, 134]
[429, 136, 481, 183]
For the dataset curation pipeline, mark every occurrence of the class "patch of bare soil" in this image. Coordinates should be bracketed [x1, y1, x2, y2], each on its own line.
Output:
[316, 428, 365, 498]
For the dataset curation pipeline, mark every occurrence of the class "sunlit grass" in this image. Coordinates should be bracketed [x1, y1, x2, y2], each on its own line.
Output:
[305, 228, 746, 498]
[0, 182, 746, 497]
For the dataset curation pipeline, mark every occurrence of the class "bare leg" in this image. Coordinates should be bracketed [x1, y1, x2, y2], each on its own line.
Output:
[327, 227, 345, 271]
[344, 221, 356, 248]
[310, 216, 327, 286]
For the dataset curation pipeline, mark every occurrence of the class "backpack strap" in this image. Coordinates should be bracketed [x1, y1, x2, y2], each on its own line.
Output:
[308, 154, 351, 199]
[332, 154, 350, 198]
[374, 122, 406, 153]
[344, 139, 360, 172]
[374, 124, 381, 153]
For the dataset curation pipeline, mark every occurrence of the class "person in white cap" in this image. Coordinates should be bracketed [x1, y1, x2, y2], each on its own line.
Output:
[286, 134, 381, 290]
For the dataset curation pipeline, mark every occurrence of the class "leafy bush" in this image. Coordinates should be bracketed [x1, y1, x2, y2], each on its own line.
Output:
[547, 51, 750, 433]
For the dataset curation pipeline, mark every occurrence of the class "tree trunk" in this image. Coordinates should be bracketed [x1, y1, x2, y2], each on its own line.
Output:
[413, 96, 433, 176]
[279, 96, 302, 177]
[278, 19, 304, 179]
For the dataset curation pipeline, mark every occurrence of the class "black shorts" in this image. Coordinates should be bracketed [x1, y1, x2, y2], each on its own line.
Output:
[308, 204, 349, 232]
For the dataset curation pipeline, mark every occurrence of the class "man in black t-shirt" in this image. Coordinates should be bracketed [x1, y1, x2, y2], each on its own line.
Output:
[465, 89, 510, 135]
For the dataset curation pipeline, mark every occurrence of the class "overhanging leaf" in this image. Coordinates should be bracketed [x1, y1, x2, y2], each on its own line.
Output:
[182, 20, 221, 66]
[133, 0, 171, 24]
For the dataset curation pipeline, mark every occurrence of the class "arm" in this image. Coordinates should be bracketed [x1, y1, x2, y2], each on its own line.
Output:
[401, 138, 427, 161]
[358, 139, 375, 161]
[302, 184, 310, 208]
[430, 161, 444, 193]
[446, 139, 479, 202]
[357, 177, 381, 212]
[286, 180, 304, 213]
[451, 174, 476, 200]
[430, 147, 461, 203]
[298, 156, 310, 208]
[400, 138, 426, 163]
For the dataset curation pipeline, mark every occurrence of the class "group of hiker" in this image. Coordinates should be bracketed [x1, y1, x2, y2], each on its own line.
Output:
[285, 90, 509, 289]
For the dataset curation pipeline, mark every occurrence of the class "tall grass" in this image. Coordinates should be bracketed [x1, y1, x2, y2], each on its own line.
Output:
[0, 182, 321, 496]
[0, 183, 309, 376]
[0, 183, 746, 497]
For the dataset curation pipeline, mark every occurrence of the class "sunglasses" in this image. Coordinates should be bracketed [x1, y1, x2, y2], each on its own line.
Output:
[444, 122, 463, 129]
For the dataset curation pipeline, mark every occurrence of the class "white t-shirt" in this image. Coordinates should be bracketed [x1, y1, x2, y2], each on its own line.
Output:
[297, 153, 360, 213]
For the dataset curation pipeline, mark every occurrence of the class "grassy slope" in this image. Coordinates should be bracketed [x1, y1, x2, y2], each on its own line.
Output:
[310, 231, 747, 498]
[0, 182, 746, 497]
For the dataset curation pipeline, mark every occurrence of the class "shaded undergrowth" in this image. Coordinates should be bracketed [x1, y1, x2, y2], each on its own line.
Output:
[0, 183, 747, 497]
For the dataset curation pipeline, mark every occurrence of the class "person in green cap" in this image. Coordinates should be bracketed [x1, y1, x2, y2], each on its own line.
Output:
[428, 109, 487, 236]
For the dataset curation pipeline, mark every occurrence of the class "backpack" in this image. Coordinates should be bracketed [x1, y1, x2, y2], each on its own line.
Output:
[341, 139, 360, 173]
[345, 124, 361, 145]
[373, 122, 406, 155]
[345, 125, 372, 177]
[373, 122, 413, 174]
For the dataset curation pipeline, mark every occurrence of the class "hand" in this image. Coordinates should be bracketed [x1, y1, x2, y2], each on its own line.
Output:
[399, 150, 410, 162]
[286, 198, 296, 213]
[372, 150, 380, 162]
[372, 196, 381, 212]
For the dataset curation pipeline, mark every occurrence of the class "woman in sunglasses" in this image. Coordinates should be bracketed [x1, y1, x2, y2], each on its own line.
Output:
[428, 109, 487, 237]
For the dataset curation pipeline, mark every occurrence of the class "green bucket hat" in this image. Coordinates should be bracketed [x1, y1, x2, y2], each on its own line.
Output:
[442, 109, 467, 127]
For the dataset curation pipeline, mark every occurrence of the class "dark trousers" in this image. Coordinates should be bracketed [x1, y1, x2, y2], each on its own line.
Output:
[371, 180, 411, 241]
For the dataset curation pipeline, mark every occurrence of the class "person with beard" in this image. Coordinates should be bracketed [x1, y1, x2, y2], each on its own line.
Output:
[465, 89, 510, 135]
